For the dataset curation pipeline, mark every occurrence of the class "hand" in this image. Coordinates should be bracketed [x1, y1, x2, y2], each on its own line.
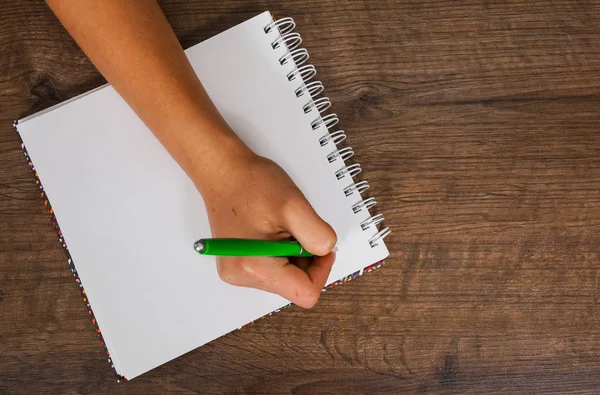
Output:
[195, 148, 337, 309]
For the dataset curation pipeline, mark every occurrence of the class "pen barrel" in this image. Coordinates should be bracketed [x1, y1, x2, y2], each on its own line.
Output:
[199, 239, 314, 257]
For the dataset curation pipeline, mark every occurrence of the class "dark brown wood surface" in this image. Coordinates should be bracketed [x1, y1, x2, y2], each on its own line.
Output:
[2, 0, 600, 393]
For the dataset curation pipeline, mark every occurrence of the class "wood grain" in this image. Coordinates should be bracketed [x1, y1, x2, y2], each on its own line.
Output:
[1, 0, 600, 393]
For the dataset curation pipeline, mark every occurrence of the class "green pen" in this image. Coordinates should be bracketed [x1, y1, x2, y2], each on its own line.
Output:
[193, 238, 315, 257]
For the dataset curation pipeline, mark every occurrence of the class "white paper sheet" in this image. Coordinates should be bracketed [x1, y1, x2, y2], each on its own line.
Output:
[17, 11, 389, 379]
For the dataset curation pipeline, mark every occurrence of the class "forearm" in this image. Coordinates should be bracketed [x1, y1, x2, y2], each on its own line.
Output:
[45, 0, 249, 193]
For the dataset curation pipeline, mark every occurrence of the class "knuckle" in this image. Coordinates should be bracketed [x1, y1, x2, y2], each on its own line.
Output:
[218, 257, 267, 286]
[237, 259, 258, 279]
[297, 287, 321, 309]
[216, 258, 244, 285]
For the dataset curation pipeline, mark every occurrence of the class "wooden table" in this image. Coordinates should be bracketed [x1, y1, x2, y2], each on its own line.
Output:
[2, 1, 600, 393]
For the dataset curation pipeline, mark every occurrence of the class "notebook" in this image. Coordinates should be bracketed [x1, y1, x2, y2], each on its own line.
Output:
[15, 11, 390, 380]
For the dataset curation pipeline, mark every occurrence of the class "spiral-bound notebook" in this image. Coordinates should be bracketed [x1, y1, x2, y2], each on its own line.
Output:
[15, 11, 389, 380]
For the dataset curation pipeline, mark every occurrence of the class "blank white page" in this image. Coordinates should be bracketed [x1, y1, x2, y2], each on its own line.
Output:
[17, 11, 389, 379]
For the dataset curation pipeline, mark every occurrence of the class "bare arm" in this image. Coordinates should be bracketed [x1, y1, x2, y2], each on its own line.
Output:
[46, 0, 337, 308]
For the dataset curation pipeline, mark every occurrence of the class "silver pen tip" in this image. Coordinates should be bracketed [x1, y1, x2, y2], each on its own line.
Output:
[194, 240, 206, 253]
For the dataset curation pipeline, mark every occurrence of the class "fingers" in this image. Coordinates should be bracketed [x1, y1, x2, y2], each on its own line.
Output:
[216, 252, 336, 309]
[304, 252, 336, 289]
[282, 197, 337, 256]
[272, 253, 336, 308]
[216, 255, 287, 288]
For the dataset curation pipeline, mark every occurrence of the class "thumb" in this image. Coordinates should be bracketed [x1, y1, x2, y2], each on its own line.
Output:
[283, 197, 337, 256]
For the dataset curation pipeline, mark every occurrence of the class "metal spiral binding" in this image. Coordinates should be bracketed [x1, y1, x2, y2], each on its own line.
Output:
[335, 163, 361, 180]
[327, 147, 354, 163]
[266, 16, 390, 249]
[311, 113, 339, 130]
[280, 48, 309, 66]
[352, 197, 376, 213]
[272, 32, 302, 50]
[287, 65, 317, 82]
[369, 227, 391, 247]
[264, 17, 296, 35]
[344, 180, 369, 197]
[361, 213, 384, 230]
[303, 97, 331, 114]
[320, 130, 346, 146]
[296, 81, 324, 98]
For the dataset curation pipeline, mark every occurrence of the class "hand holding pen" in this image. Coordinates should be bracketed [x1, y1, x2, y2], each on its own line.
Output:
[196, 154, 337, 309]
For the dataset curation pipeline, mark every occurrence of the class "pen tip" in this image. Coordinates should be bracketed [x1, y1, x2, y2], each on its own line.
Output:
[194, 240, 206, 253]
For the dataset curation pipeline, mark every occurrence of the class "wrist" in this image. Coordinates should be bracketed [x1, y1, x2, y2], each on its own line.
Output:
[185, 125, 256, 199]
[149, 104, 256, 200]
